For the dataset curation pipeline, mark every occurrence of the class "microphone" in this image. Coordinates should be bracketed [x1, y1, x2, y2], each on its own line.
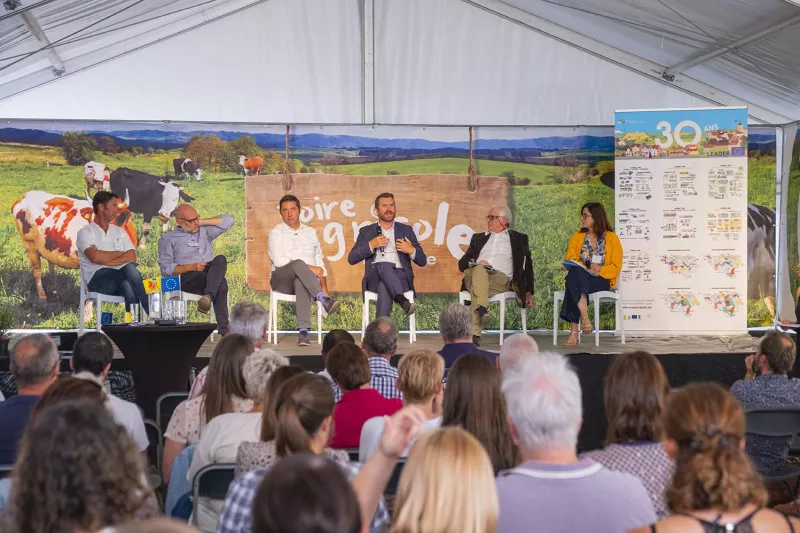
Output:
[376, 224, 385, 253]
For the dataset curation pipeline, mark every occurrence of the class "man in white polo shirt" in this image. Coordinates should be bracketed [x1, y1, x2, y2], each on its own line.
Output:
[77, 191, 149, 315]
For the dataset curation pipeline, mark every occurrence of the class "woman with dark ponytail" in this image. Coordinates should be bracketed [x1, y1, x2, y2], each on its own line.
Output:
[631, 382, 800, 533]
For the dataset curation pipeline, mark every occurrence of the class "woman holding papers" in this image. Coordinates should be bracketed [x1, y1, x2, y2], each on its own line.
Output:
[560, 202, 622, 346]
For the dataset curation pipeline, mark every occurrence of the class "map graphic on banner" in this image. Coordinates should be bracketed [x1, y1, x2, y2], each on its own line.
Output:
[615, 107, 748, 335]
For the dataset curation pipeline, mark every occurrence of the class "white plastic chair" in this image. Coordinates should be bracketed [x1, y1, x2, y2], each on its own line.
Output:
[458, 291, 527, 346]
[79, 273, 126, 334]
[362, 290, 416, 343]
[553, 277, 625, 347]
[269, 290, 323, 345]
[164, 291, 228, 341]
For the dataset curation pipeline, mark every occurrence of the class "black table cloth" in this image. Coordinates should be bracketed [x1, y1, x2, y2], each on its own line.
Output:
[102, 323, 216, 418]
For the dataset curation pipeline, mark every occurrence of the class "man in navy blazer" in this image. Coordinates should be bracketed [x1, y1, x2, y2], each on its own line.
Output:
[348, 192, 427, 318]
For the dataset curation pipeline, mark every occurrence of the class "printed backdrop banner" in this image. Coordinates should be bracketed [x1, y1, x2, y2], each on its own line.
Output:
[615, 107, 749, 335]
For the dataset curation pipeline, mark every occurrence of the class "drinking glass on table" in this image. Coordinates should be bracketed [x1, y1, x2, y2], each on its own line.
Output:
[175, 301, 187, 324]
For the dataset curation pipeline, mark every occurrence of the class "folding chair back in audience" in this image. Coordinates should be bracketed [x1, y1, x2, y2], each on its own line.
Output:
[344, 448, 360, 462]
[0, 465, 12, 480]
[156, 392, 190, 434]
[745, 408, 800, 499]
[144, 419, 161, 470]
[193, 464, 236, 502]
[385, 459, 406, 496]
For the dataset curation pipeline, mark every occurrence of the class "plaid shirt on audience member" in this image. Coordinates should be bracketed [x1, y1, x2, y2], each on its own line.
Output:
[217, 458, 389, 533]
[368, 357, 401, 400]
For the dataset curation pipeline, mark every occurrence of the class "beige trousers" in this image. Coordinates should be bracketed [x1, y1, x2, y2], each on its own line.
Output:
[463, 265, 511, 337]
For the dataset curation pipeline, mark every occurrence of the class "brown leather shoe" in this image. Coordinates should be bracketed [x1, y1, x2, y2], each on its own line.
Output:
[197, 295, 212, 313]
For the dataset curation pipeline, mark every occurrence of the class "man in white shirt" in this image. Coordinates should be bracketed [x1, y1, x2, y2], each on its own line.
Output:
[457, 206, 534, 346]
[76, 191, 149, 315]
[69, 331, 148, 452]
[268, 195, 340, 346]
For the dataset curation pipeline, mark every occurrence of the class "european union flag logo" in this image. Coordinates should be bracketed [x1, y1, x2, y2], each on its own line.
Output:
[731, 147, 745, 156]
[161, 276, 181, 292]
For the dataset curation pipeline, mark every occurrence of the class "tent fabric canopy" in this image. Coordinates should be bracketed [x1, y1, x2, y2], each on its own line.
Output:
[0, 0, 798, 125]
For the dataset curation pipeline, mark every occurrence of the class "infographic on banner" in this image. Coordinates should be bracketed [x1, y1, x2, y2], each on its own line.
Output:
[615, 107, 748, 334]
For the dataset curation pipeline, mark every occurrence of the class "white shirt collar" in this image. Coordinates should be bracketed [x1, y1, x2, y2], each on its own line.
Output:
[280, 221, 306, 231]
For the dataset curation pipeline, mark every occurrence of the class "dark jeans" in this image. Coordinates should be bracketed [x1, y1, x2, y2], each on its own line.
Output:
[180, 255, 229, 334]
[559, 266, 610, 324]
[366, 262, 410, 317]
[87, 263, 149, 314]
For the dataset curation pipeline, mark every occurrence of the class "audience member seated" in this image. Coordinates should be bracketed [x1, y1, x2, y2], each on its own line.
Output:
[218, 373, 396, 533]
[581, 351, 673, 517]
[437, 303, 498, 373]
[631, 382, 800, 533]
[163, 334, 254, 484]
[497, 333, 539, 374]
[361, 317, 403, 399]
[317, 329, 355, 402]
[252, 453, 362, 533]
[359, 349, 444, 462]
[497, 353, 655, 532]
[326, 343, 402, 449]
[730, 331, 800, 475]
[441, 353, 519, 474]
[70, 331, 148, 452]
[0, 400, 155, 532]
[189, 301, 269, 399]
[393, 427, 498, 533]
[0, 334, 58, 465]
[187, 349, 288, 532]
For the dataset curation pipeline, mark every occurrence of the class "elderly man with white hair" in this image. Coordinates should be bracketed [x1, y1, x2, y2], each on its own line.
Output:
[457, 205, 534, 346]
[438, 303, 498, 372]
[496, 353, 655, 533]
[497, 333, 538, 374]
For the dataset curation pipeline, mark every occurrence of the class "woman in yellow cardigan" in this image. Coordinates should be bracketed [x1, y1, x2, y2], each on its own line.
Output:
[561, 202, 622, 346]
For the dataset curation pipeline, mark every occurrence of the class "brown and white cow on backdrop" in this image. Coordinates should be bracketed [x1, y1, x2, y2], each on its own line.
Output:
[84, 161, 110, 200]
[239, 155, 263, 176]
[12, 191, 137, 301]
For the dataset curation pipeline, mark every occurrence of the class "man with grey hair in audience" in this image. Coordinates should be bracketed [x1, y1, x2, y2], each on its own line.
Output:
[438, 303, 497, 373]
[0, 334, 59, 464]
[360, 317, 402, 400]
[496, 352, 655, 533]
[497, 333, 538, 374]
[189, 301, 269, 398]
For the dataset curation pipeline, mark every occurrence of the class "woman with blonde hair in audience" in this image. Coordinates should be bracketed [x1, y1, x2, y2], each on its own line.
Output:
[392, 427, 498, 533]
[441, 354, 520, 474]
[582, 351, 673, 517]
[632, 382, 800, 533]
[163, 334, 253, 483]
[1, 400, 154, 533]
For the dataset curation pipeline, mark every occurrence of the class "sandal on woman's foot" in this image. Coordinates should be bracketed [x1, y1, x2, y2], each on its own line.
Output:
[563, 332, 579, 347]
[580, 316, 593, 334]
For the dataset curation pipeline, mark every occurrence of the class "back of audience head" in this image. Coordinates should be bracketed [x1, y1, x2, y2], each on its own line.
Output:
[322, 329, 355, 359]
[363, 317, 398, 358]
[604, 351, 669, 444]
[253, 453, 363, 533]
[71, 331, 114, 377]
[229, 301, 269, 347]
[326, 342, 370, 393]
[107, 518, 199, 533]
[274, 373, 335, 457]
[10, 333, 59, 392]
[260, 364, 306, 442]
[442, 353, 520, 474]
[757, 330, 796, 375]
[242, 348, 289, 404]
[31, 375, 105, 418]
[203, 333, 252, 424]
[438, 303, 473, 343]
[397, 350, 444, 408]
[502, 352, 582, 457]
[7, 401, 153, 533]
[664, 382, 765, 513]
[393, 427, 498, 533]
[498, 334, 539, 373]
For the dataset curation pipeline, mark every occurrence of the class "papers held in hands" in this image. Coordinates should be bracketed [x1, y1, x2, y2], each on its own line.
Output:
[468, 260, 495, 271]
[562, 259, 600, 277]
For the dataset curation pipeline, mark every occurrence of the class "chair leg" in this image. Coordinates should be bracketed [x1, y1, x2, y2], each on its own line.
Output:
[594, 295, 600, 347]
[552, 295, 559, 346]
[317, 303, 323, 345]
[79, 295, 86, 335]
[521, 308, 527, 336]
[361, 299, 369, 342]
[270, 297, 278, 345]
[499, 299, 506, 346]
[96, 297, 102, 332]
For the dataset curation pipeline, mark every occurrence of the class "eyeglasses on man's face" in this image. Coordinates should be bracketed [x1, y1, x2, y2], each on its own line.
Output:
[486, 215, 504, 221]
[179, 216, 199, 223]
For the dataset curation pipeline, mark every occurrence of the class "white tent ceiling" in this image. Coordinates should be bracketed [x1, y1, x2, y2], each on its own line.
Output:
[0, 0, 797, 125]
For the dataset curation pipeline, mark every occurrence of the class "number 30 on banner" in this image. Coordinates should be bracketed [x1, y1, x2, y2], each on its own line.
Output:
[655, 120, 702, 148]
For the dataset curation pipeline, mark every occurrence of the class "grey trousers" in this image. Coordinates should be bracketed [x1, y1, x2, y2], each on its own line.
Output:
[270, 259, 322, 330]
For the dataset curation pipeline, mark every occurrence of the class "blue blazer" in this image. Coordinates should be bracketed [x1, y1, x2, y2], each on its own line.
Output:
[348, 222, 427, 293]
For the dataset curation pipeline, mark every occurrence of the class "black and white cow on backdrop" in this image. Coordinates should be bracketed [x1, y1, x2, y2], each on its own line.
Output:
[173, 157, 202, 180]
[109, 168, 194, 247]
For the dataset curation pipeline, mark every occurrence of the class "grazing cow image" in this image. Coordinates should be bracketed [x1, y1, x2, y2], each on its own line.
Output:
[109, 168, 194, 247]
[12, 191, 137, 300]
[239, 155, 263, 176]
[83, 161, 110, 200]
[173, 157, 202, 180]
[747, 204, 776, 300]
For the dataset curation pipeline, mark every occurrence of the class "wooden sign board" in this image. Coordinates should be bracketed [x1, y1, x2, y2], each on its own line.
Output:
[245, 174, 509, 292]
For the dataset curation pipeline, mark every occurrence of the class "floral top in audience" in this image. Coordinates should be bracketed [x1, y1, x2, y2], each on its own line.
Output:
[234, 439, 349, 477]
[165, 395, 253, 445]
[581, 441, 673, 517]
[218, 459, 389, 533]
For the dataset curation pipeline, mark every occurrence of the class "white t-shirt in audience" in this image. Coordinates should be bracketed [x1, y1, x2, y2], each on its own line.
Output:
[107, 395, 148, 451]
[359, 415, 441, 463]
